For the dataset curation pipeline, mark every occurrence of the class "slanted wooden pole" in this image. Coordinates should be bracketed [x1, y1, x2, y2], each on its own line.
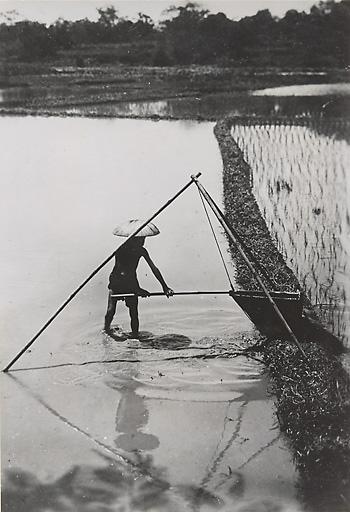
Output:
[3, 173, 202, 372]
[192, 176, 307, 360]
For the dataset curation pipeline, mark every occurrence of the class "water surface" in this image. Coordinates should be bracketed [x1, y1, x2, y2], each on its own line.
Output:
[252, 82, 350, 96]
[64, 91, 350, 119]
[1, 117, 301, 512]
[2, 82, 349, 119]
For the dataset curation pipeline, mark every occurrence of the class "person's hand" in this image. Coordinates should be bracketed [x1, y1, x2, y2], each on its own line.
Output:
[138, 288, 150, 297]
[163, 287, 174, 298]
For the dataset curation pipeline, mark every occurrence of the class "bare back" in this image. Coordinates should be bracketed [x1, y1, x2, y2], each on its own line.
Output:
[108, 245, 146, 293]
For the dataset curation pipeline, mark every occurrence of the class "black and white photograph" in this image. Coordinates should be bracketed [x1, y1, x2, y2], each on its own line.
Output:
[1, 1, 349, 511]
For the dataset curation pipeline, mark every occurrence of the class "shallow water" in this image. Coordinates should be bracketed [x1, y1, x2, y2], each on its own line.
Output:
[252, 82, 350, 96]
[3, 350, 301, 512]
[1, 117, 302, 511]
[0, 116, 243, 365]
[1, 82, 349, 120]
[63, 91, 350, 119]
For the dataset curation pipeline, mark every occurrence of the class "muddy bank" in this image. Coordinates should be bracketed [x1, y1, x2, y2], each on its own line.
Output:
[214, 119, 302, 294]
[215, 117, 350, 511]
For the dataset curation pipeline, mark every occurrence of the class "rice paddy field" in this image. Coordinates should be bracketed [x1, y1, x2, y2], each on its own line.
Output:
[1, 80, 350, 511]
[231, 120, 350, 347]
[216, 115, 350, 512]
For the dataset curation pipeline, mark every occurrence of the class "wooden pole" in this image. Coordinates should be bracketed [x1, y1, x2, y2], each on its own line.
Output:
[3, 173, 202, 372]
[192, 176, 307, 359]
[111, 290, 231, 299]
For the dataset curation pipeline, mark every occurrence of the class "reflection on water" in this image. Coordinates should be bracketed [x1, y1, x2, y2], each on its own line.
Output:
[253, 82, 350, 97]
[105, 329, 192, 350]
[2, 341, 300, 511]
[2, 458, 300, 512]
[1, 82, 350, 120]
[3, 447, 174, 511]
[66, 99, 172, 118]
[113, 355, 160, 452]
[231, 121, 350, 345]
[65, 93, 350, 119]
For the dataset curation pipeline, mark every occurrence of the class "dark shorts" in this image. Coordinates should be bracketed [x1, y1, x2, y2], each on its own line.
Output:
[124, 295, 138, 308]
[107, 289, 138, 308]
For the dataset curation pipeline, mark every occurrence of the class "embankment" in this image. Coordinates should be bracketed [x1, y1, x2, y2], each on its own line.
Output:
[215, 117, 350, 511]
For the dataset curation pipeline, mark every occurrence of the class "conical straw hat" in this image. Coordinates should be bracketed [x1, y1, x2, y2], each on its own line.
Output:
[113, 219, 160, 237]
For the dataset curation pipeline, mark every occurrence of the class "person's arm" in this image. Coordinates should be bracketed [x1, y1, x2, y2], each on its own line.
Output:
[142, 249, 174, 297]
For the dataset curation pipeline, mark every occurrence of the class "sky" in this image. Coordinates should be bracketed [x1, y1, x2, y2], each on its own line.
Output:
[0, 0, 323, 25]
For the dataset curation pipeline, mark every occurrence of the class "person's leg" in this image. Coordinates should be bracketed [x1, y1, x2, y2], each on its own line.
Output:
[104, 291, 117, 331]
[127, 297, 139, 336]
[129, 306, 139, 336]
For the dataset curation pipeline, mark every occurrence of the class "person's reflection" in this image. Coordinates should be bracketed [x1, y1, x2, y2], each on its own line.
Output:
[107, 346, 159, 453]
[114, 377, 159, 452]
[104, 329, 191, 453]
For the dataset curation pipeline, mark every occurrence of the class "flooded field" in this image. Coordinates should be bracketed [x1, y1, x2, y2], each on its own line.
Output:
[252, 82, 350, 96]
[61, 92, 349, 119]
[231, 121, 350, 346]
[1, 117, 304, 511]
[1, 82, 349, 119]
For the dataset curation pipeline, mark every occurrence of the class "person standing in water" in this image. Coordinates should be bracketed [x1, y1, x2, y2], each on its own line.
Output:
[104, 220, 173, 336]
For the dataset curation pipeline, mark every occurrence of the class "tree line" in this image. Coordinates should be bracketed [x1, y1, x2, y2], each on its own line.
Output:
[0, 0, 349, 67]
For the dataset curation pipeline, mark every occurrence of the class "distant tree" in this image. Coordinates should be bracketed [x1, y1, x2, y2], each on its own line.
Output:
[133, 12, 155, 38]
[152, 43, 173, 66]
[97, 6, 119, 27]
[49, 18, 74, 49]
[198, 13, 235, 62]
[113, 18, 134, 42]
[137, 12, 153, 26]
[322, 0, 350, 65]
[236, 8, 276, 62]
[0, 0, 348, 67]
[96, 6, 122, 43]
[283, 9, 304, 24]
[68, 18, 99, 45]
[162, 2, 209, 29]
[13, 21, 58, 59]
[310, 0, 337, 16]
[161, 2, 209, 63]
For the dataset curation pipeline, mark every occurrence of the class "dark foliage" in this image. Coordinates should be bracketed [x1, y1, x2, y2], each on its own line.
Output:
[0, 1, 349, 66]
[264, 340, 350, 511]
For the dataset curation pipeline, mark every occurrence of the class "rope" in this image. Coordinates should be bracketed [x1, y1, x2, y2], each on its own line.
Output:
[198, 188, 234, 290]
